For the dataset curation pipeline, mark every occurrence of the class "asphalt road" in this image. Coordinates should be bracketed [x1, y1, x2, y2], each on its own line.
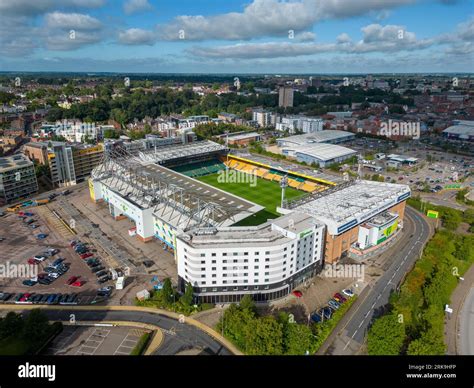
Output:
[325, 206, 431, 354]
[26, 309, 232, 356]
[460, 287, 474, 355]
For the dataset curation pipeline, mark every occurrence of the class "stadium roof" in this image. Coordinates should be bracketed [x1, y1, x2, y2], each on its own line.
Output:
[94, 158, 262, 230]
[287, 143, 357, 162]
[138, 140, 227, 164]
[293, 180, 410, 235]
[278, 130, 355, 146]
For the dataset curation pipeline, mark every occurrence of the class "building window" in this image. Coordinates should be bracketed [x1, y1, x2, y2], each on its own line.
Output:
[233, 252, 238, 256]
[244, 252, 249, 256]
[212, 260, 216, 264]
[212, 274, 216, 278]
[212, 267, 216, 271]
[200, 253, 205, 257]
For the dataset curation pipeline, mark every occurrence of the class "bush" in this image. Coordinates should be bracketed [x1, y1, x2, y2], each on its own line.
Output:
[130, 332, 152, 355]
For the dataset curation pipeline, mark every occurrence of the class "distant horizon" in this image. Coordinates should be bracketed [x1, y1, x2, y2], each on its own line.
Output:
[0, 71, 473, 77]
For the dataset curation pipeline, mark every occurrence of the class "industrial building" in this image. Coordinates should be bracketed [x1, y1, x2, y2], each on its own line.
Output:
[277, 130, 356, 147]
[442, 120, 474, 142]
[89, 141, 410, 303]
[0, 154, 38, 205]
[281, 143, 357, 167]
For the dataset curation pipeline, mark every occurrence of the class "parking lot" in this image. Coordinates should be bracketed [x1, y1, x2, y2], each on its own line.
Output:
[45, 325, 149, 355]
[50, 184, 177, 281]
[0, 199, 115, 305]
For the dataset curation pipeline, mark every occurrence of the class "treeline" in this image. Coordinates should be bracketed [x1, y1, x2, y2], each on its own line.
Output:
[367, 205, 474, 355]
[0, 310, 62, 355]
[217, 295, 318, 355]
[193, 123, 254, 140]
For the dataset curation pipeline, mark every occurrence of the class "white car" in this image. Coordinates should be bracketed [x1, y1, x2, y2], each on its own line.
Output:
[48, 273, 60, 279]
[33, 255, 47, 262]
[342, 289, 354, 297]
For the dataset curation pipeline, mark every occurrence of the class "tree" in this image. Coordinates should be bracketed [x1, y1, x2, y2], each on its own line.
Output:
[367, 313, 405, 355]
[22, 309, 50, 344]
[179, 283, 194, 306]
[161, 278, 174, 305]
[239, 295, 256, 314]
[0, 312, 23, 340]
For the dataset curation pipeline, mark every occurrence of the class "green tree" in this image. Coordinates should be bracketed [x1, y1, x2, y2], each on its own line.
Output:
[367, 313, 405, 355]
[161, 278, 174, 305]
[179, 283, 194, 306]
[22, 309, 50, 344]
[0, 312, 24, 340]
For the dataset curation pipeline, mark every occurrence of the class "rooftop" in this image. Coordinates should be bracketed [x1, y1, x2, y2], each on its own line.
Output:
[293, 180, 410, 234]
[278, 130, 355, 145]
[285, 142, 357, 162]
[0, 154, 33, 172]
[443, 121, 474, 137]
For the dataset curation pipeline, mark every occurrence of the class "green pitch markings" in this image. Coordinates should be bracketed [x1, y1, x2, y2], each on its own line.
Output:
[196, 172, 304, 226]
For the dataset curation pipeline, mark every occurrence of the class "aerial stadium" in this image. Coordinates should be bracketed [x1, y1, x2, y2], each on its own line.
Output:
[89, 139, 410, 303]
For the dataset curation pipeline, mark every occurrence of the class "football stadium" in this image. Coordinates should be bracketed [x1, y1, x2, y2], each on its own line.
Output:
[90, 139, 410, 303]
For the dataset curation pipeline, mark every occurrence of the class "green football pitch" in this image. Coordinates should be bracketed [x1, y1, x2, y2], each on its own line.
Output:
[196, 172, 305, 226]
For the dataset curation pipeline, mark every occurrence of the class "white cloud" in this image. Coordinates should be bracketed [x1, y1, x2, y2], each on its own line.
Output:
[118, 28, 156, 45]
[157, 0, 417, 41]
[45, 12, 102, 30]
[0, 0, 105, 16]
[124, 0, 153, 15]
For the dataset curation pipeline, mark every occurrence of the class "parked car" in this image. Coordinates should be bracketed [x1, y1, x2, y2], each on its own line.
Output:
[80, 252, 93, 259]
[96, 270, 108, 278]
[38, 278, 53, 285]
[311, 312, 322, 323]
[292, 290, 303, 298]
[71, 280, 85, 287]
[322, 307, 333, 320]
[48, 273, 60, 279]
[91, 266, 105, 273]
[70, 240, 80, 247]
[98, 275, 111, 284]
[328, 300, 340, 310]
[33, 255, 47, 262]
[52, 258, 65, 267]
[27, 258, 40, 265]
[22, 279, 37, 287]
[36, 234, 48, 240]
[61, 189, 71, 196]
[66, 276, 79, 285]
[342, 289, 354, 297]
[333, 293, 347, 303]
[29, 224, 40, 229]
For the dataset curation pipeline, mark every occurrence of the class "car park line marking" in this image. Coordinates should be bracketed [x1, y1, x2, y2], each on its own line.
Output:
[76, 328, 109, 355]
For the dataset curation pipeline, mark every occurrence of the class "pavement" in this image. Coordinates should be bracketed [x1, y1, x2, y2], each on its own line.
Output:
[446, 263, 474, 355]
[0, 305, 238, 355]
[317, 206, 432, 355]
[460, 287, 474, 355]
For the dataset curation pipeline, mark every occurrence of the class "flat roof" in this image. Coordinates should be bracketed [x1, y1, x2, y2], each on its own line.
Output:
[294, 180, 410, 234]
[286, 143, 357, 162]
[278, 130, 355, 146]
[228, 132, 260, 141]
[387, 154, 418, 163]
[443, 124, 474, 137]
[179, 212, 318, 249]
[0, 154, 33, 172]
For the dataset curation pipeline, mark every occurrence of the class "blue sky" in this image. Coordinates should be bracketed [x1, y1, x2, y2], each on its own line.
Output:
[0, 0, 473, 73]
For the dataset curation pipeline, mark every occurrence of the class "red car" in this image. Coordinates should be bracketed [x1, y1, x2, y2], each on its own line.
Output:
[27, 258, 39, 265]
[66, 276, 79, 285]
[71, 280, 85, 287]
[333, 293, 347, 303]
[20, 293, 32, 302]
[292, 290, 303, 298]
[80, 252, 93, 259]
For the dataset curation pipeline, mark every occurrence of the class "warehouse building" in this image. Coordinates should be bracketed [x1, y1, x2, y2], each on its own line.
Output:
[277, 130, 355, 147]
[443, 120, 474, 142]
[281, 142, 357, 167]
